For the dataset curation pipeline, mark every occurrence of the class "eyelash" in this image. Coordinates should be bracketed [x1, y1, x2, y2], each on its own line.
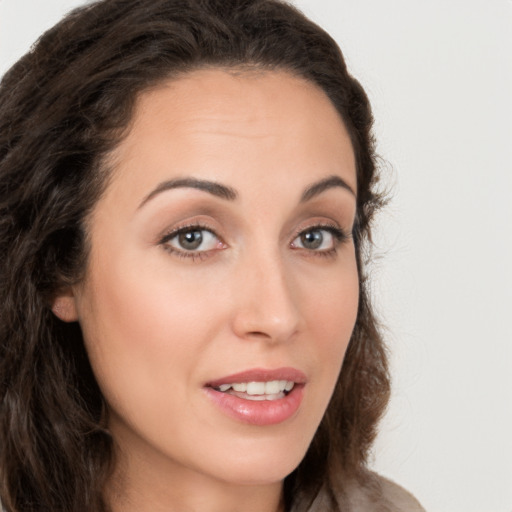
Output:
[291, 224, 350, 258]
[158, 223, 350, 261]
[159, 223, 221, 262]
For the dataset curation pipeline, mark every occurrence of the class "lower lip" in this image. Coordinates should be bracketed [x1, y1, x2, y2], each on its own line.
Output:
[204, 385, 304, 426]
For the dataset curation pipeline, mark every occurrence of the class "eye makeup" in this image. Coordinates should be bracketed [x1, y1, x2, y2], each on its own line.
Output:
[290, 223, 351, 259]
[159, 222, 227, 261]
[158, 219, 351, 263]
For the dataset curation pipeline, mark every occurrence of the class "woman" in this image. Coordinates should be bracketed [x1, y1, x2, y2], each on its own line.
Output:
[0, 0, 424, 511]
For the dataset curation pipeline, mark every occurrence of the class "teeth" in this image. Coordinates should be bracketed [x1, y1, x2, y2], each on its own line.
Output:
[265, 380, 280, 394]
[215, 380, 295, 395]
[247, 382, 265, 395]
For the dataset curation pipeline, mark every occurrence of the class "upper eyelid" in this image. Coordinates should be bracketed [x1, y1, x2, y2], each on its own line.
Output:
[294, 222, 341, 234]
[159, 222, 221, 243]
[292, 225, 349, 243]
[162, 221, 342, 239]
[290, 221, 347, 239]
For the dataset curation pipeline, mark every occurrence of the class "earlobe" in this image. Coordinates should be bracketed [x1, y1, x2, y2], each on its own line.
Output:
[51, 290, 79, 322]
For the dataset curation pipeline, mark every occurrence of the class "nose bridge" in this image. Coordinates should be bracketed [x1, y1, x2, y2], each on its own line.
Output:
[232, 243, 300, 342]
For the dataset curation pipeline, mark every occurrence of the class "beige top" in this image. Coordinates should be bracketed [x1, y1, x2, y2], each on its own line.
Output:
[352, 475, 425, 511]
[304, 472, 426, 512]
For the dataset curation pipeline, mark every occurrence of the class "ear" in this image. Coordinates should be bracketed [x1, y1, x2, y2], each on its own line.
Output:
[51, 288, 79, 322]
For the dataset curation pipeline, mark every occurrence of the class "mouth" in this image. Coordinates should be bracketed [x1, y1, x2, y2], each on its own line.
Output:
[204, 368, 306, 425]
[211, 379, 296, 401]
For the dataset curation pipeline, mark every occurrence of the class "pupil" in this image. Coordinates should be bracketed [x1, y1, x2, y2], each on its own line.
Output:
[301, 230, 322, 249]
[178, 230, 203, 250]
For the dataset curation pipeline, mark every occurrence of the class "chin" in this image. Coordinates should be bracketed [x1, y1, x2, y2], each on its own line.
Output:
[201, 434, 310, 486]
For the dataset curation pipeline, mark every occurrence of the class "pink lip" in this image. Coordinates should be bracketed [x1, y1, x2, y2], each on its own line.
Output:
[206, 367, 307, 388]
[204, 367, 307, 426]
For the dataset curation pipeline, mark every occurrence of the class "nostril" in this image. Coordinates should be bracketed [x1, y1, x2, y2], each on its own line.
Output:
[247, 330, 271, 338]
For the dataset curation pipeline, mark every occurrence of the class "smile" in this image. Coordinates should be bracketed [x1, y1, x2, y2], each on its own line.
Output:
[214, 380, 295, 401]
[205, 368, 306, 425]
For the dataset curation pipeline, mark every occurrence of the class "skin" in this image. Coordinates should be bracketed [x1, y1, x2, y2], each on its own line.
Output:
[53, 69, 359, 512]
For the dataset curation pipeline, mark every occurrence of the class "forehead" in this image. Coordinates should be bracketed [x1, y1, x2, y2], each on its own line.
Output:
[105, 68, 356, 205]
[131, 68, 345, 135]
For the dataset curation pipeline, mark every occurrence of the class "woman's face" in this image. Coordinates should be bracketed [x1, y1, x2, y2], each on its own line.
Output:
[55, 69, 358, 488]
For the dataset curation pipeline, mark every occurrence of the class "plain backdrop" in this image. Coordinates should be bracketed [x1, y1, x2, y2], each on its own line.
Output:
[1, 1, 511, 511]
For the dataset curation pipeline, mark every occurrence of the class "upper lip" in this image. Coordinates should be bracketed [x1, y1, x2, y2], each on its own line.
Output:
[206, 367, 307, 388]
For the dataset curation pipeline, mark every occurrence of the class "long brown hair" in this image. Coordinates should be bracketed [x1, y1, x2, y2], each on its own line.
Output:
[0, 1, 389, 510]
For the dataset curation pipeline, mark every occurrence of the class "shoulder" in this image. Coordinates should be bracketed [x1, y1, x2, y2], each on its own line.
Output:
[374, 474, 425, 511]
[303, 470, 425, 512]
[345, 472, 426, 512]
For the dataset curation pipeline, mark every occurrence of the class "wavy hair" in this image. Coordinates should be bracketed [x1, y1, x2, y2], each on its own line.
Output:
[0, 1, 389, 510]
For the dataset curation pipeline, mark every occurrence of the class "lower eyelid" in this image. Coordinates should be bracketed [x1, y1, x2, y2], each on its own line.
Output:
[162, 245, 211, 261]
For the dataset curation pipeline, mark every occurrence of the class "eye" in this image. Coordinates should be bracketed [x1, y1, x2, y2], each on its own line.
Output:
[160, 225, 225, 256]
[291, 226, 347, 252]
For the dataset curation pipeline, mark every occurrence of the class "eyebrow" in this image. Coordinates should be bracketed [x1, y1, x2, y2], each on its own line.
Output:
[138, 177, 238, 208]
[300, 175, 356, 202]
[138, 174, 355, 209]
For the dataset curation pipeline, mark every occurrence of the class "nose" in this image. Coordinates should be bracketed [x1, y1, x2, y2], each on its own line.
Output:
[230, 251, 301, 343]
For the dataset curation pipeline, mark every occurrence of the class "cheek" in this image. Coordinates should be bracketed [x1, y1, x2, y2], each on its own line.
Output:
[81, 252, 219, 341]
[307, 259, 359, 343]
[301, 257, 359, 394]
[75, 257, 223, 411]
[306, 259, 359, 391]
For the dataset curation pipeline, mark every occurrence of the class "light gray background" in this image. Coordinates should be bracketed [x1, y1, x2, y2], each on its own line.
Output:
[1, 1, 511, 511]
